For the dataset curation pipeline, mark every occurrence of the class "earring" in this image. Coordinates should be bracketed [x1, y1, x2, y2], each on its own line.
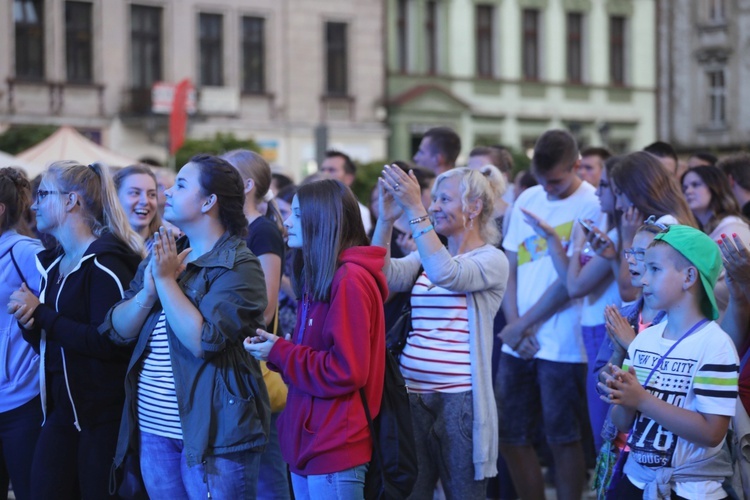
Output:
[468, 217, 474, 229]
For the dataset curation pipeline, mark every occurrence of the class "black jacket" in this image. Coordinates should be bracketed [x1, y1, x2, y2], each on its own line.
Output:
[22, 231, 142, 429]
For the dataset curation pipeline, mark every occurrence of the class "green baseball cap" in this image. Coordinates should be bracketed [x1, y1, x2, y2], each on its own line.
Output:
[653, 225, 723, 320]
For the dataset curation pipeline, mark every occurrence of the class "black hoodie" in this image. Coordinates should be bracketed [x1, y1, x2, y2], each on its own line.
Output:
[22, 231, 142, 429]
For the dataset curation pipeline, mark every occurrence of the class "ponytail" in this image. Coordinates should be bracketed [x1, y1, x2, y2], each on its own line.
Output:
[44, 161, 145, 257]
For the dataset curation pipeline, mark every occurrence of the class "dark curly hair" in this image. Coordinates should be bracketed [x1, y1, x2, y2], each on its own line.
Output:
[190, 154, 248, 238]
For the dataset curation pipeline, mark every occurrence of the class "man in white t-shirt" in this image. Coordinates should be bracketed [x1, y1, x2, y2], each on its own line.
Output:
[497, 129, 601, 500]
[319, 150, 372, 234]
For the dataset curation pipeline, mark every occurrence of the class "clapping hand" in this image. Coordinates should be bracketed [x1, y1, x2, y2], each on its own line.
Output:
[152, 227, 192, 281]
[719, 233, 750, 302]
[604, 304, 636, 353]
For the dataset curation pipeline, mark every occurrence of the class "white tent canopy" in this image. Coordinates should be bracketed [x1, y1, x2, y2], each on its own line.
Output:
[16, 126, 137, 175]
[0, 150, 41, 178]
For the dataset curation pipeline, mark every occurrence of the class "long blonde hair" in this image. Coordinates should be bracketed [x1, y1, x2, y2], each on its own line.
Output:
[43, 161, 145, 257]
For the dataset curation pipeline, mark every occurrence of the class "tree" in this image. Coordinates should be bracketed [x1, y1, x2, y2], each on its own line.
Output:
[173, 133, 261, 169]
[0, 125, 57, 155]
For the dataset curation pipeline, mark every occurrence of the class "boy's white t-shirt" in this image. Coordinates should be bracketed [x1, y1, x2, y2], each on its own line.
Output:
[502, 182, 601, 362]
[623, 321, 739, 499]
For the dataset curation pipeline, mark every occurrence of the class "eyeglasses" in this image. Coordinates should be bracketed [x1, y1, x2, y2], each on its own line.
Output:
[623, 248, 646, 261]
[36, 190, 70, 200]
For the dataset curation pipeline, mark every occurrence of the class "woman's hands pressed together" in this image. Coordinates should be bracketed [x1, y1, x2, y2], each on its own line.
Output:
[152, 226, 192, 282]
[380, 165, 427, 220]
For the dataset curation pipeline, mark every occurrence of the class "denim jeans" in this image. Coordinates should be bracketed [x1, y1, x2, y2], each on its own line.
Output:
[0, 396, 42, 500]
[257, 412, 291, 500]
[497, 353, 587, 445]
[290, 463, 368, 499]
[139, 431, 261, 500]
[582, 324, 609, 451]
[408, 391, 487, 500]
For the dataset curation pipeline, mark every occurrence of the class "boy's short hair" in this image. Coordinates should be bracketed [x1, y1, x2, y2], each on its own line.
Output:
[424, 127, 462, 166]
[532, 130, 579, 174]
[651, 225, 723, 319]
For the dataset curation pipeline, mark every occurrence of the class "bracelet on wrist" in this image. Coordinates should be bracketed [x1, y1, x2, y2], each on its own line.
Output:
[409, 214, 430, 225]
[135, 291, 154, 309]
[413, 224, 434, 240]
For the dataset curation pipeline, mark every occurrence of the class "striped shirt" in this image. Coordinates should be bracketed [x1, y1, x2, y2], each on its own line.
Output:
[137, 312, 183, 439]
[399, 271, 471, 393]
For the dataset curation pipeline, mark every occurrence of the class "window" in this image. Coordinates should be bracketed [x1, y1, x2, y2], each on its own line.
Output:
[14, 0, 45, 80]
[566, 12, 583, 83]
[199, 14, 223, 87]
[708, 0, 726, 23]
[65, 1, 93, 83]
[522, 9, 539, 81]
[396, 0, 408, 72]
[609, 16, 626, 86]
[425, 0, 438, 74]
[476, 4, 494, 77]
[130, 5, 162, 89]
[325, 22, 348, 96]
[708, 69, 726, 127]
[242, 17, 265, 93]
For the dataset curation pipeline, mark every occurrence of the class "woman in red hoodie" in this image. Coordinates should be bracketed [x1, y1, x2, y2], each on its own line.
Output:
[245, 179, 386, 499]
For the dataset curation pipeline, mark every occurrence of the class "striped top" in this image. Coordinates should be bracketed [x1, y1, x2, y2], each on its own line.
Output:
[399, 271, 471, 393]
[136, 312, 183, 439]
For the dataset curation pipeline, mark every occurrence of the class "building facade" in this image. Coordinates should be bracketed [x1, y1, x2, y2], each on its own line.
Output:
[2, 0, 388, 177]
[656, 0, 750, 152]
[385, 0, 657, 161]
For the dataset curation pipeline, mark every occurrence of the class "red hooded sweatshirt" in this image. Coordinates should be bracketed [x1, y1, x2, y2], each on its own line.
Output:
[267, 246, 387, 475]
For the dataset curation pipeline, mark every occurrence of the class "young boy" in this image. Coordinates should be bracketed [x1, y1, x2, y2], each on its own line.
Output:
[601, 225, 738, 499]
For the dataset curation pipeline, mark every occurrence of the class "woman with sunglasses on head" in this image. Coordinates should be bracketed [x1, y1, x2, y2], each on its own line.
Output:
[587, 152, 697, 303]
[7, 161, 144, 499]
[102, 155, 270, 499]
[0, 168, 44, 500]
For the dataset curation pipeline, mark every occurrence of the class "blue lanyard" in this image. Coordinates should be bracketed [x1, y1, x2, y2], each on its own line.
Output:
[297, 293, 311, 345]
[643, 318, 709, 387]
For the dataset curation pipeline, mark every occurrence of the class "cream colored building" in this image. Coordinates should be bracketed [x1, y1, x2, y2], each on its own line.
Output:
[657, 0, 750, 152]
[386, 0, 657, 160]
[1, 0, 388, 177]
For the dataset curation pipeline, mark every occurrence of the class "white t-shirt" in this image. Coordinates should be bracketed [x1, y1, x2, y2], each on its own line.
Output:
[502, 182, 601, 362]
[623, 321, 738, 499]
[581, 225, 621, 326]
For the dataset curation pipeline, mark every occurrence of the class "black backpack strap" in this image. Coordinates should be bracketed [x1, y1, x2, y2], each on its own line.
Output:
[359, 388, 386, 498]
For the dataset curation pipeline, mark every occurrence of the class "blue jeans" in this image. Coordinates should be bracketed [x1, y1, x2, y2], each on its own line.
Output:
[0, 396, 42, 500]
[582, 324, 609, 451]
[139, 431, 261, 500]
[290, 463, 368, 500]
[408, 391, 487, 500]
[257, 413, 291, 500]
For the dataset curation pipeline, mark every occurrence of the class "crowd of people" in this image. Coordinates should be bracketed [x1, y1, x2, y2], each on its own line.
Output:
[1, 126, 750, 500]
